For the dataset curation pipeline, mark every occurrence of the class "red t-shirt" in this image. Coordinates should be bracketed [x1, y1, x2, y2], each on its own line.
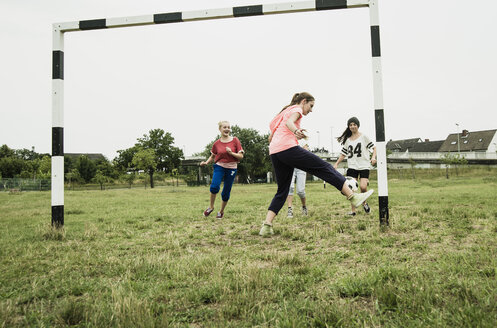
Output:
[211, 137, 243, 164]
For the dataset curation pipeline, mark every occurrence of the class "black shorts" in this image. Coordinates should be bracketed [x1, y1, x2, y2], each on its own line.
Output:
[346, 168, 370, 180]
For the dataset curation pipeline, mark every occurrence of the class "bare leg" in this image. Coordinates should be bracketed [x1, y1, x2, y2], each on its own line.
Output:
[287, 195, 294, 208]
[209, 193, 216, 210]
[264, 210, 277, 225]
[219, 200, 228, 214]
[360, 178, 369, 205]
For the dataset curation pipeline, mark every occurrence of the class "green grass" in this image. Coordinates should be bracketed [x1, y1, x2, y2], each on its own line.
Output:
[1, 173, 497, 327]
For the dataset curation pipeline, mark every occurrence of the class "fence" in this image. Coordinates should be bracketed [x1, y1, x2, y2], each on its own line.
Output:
[0, 178, 51, 191]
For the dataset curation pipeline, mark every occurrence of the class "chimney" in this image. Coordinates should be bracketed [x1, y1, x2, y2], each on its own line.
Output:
[424, 139, 430, 142]
[462, 129, 469, 137]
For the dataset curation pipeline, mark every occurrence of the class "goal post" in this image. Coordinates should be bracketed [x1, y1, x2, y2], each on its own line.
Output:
[51, 0, 389, 227]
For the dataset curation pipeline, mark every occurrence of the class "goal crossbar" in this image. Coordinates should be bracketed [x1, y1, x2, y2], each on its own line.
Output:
[51, 0, 389, 227]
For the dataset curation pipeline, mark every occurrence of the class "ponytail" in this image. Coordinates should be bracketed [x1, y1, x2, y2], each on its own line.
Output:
[279, 92, 315, 113]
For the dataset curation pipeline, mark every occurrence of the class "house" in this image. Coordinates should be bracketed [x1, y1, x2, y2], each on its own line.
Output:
[386, 138, 444, 153]
[386, 129, 497, 168]
[438, 129, 497, 153]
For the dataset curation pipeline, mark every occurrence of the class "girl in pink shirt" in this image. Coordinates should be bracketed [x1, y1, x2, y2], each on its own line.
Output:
[200, 121, 244, 219]
[259, 92, 374, 237]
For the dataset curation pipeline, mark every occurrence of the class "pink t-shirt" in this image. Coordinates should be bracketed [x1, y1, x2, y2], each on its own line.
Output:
[269, 105, 303, 155]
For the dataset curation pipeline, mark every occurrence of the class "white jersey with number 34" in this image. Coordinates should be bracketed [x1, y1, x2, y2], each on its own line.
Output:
[340, 134, 375, 170]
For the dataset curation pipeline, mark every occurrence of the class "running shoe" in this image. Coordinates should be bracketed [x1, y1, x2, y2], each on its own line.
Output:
[203, 208, 213, 217]
[349, 190, 374, 208]
[302, 206, 308, 216]
[259, 223, 274, 237]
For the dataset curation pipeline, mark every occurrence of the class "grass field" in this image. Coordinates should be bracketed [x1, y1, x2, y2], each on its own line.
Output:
[1, 171, 497, 327]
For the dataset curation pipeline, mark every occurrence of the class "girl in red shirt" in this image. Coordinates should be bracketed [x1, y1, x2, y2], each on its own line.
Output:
[200, 121, 244, 219]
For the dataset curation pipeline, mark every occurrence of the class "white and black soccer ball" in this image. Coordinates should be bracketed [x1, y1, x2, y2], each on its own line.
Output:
[345, 176, 359, 192]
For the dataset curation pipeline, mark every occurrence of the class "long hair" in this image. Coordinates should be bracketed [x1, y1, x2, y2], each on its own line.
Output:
[279, 92, 315, 113]
[337, 117, 360, 145]
[337, 127, 352, 145]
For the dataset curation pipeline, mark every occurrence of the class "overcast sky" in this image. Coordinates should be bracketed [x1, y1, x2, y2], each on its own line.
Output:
[1, 0, 496, 160]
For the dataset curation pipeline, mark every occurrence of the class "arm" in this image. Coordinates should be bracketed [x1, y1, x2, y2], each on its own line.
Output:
[333, 154, 346, 169]
[227, 148, 244, 160]
[370, 146, 377, 166]
[285, 112, 306, 140]
[200, 153, 215, 166]
[268, 131, 274, 143]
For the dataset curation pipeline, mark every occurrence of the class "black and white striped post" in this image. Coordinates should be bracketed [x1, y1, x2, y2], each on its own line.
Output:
[369, 0, 389, 225]
[51, 0, 389, 227]
[52, 25, 64, 227]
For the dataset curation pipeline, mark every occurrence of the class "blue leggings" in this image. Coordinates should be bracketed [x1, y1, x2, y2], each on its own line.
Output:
[210, 164, 238, 202]
[268, 146, 346, 214]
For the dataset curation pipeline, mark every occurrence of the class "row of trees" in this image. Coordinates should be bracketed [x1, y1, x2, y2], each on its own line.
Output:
[1, 126, 274, 188]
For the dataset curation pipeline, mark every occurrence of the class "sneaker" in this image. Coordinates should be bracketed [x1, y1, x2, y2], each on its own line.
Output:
[216, 212, 224, 219]
[203, 208, 214, 217]
[259, 223, 274, 237]
[363, 203, 371, 214]
[349, 190, 374, 208]
[347, 212, 356, 216]
[302, 206, 308, 216]
[287, 207, 294, 218]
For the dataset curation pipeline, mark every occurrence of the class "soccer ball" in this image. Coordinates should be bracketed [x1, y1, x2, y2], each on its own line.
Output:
[345, 176, 358, 192]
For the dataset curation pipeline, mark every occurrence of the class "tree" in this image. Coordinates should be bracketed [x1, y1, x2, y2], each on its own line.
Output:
[132, 148, 157, 188]
[0, 144, 15, 159]
[121, 172, 135, 189]
[75, 155, 97, 183]
[136, 129, 184, 173]
[37, 156, 51, 179]
[113, 145, 140, 173]
[441, 153, 467, 178]
[92, 170, 108, 190]
[0, 157, 25, 178]
[15, 147, 40, 161]
[65, 168, 82, 190]
[95, 157, 118, 180]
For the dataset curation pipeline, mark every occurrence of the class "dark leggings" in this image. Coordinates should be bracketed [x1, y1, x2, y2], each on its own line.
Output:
[268, 146, 346, 214]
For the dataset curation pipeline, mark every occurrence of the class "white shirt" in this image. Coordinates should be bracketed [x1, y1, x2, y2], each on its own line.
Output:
[340, 134, 375, 170]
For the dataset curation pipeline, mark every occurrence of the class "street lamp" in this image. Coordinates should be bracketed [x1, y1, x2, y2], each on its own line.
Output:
[455, 123, 460, 153]
[330, 126, 334, 155]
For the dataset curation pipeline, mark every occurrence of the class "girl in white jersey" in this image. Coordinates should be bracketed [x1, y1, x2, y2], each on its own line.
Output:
[334, 117, 377, 216]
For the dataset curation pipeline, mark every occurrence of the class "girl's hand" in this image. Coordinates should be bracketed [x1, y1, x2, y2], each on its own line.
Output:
[371, 158, 377, 166]
[200, 161, 207, 166]
[294, 129, 307, 140]
[226, 147, 232, 154]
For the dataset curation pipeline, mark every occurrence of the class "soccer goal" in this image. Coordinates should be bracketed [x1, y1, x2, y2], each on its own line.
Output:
[51, 0, 389, 227]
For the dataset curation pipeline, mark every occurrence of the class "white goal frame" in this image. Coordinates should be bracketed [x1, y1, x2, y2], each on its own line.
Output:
[51, 0, 389, 227]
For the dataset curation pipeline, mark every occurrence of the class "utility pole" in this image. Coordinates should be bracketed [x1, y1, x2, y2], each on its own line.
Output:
[455, 123, 460, 153]
[330, 126, 334, 155]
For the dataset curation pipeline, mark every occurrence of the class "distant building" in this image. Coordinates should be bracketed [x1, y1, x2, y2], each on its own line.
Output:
[439, 129, 497, 153]
[387, 138, 444, 153]
[386, 129, 497, 168]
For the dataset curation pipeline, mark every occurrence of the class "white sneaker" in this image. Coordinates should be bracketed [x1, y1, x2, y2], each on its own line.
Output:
[349, 190, 374, 208]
